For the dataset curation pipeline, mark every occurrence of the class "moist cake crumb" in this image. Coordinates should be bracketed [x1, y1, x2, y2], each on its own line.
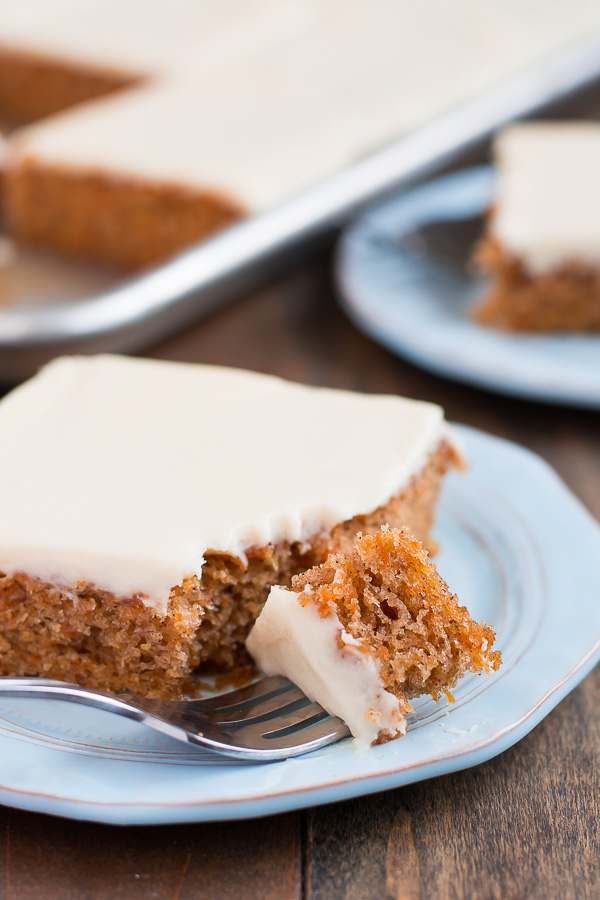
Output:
[247, 527, 500, 744]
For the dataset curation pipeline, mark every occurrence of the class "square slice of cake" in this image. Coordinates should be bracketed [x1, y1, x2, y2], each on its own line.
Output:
[474, 122, 600, 331]
[0, 355, 461, 698]
[247, 526, 500, 745]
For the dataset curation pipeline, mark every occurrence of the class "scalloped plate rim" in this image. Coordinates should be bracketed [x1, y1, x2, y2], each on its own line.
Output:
[0, 425, 598, 823]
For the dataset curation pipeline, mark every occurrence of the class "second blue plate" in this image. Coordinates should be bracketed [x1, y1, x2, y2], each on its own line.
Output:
[336, 166, 599, 408]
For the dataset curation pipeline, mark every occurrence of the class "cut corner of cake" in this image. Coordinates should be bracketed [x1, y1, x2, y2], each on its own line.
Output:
[473, 120, 600, 332]
[247, 526, 501, 747]
[0, 353, 463, 702]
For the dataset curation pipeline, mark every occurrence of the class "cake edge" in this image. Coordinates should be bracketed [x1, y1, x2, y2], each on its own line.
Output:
[473, 234, 600, 331]
[5, 155, 246, 268]
[0, 439, 460, 698]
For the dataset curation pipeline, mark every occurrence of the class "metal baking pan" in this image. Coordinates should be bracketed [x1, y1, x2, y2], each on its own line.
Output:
[2, 32, 600, 383]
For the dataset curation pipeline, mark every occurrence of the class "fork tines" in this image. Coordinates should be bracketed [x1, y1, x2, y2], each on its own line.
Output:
[192, 676, 350, 753]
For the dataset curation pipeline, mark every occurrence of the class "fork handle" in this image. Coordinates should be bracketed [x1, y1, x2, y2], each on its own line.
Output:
[0, 677, 192, 744]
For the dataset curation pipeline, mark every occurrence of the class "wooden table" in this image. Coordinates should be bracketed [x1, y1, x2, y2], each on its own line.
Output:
[1, 250, 599, 899]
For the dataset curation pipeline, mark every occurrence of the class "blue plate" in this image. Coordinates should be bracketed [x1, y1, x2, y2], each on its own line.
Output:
[0, 426, 599, 824]
[336, 166, 599, 408]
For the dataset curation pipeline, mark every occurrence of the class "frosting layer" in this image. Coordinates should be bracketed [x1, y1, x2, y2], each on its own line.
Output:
[246, 585, 405, 745]
[0, 355, 448, 614]
[492, 122, 600, 273]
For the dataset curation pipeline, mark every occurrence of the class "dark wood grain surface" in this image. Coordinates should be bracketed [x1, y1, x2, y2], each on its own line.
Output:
[1, 251, 599, 900]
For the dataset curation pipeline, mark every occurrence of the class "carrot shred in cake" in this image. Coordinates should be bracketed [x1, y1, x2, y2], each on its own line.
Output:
[291, 526, 500, 739]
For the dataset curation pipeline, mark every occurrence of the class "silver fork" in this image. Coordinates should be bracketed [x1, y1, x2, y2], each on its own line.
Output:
[0, 676, 350, 761]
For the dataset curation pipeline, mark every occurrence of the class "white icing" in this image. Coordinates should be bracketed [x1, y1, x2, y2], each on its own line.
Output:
[0, 355, 449, 615]
[492, 122, 600, 273]
[9, 1, 600, 212]
[246, 585, 405, 746]
[0, 0, 308, 76]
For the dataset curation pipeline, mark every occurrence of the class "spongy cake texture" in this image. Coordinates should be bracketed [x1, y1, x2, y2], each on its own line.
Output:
[291, 526, 500, 739]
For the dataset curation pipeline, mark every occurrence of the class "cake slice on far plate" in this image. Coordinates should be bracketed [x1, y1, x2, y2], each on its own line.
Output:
[474, 121, 600, 331]
[247, 527, 501, 745]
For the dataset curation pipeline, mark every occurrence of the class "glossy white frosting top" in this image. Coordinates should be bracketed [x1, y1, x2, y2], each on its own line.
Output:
[0, 0, 307, 76]
[11, 1, 600, 212]
[0, 355, 449, 615]
[246, 585, 405, 746]
[492, 122, 600, 273]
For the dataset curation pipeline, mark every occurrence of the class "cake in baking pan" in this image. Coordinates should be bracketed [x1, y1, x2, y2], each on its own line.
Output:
[3, 1, 600, 268]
